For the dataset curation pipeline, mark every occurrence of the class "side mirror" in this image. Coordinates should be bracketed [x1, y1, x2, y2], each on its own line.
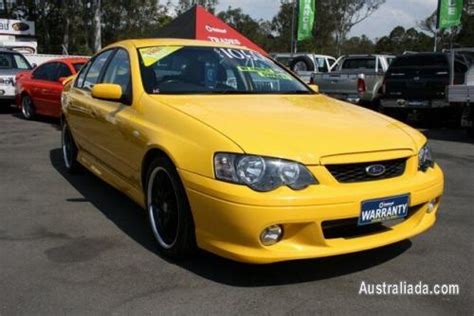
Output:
[91, 83, 122, 101]
[308, 84, 319, 93]
[31, 63, 37, 68]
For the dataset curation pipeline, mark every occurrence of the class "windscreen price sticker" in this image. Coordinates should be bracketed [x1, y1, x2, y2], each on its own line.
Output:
[216, 48, 265, 62]
[139, 46, 183, 66]
[237, 66, 292, 80]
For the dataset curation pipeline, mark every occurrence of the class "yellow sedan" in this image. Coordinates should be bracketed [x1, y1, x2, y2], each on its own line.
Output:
[61, 39, 444, 263]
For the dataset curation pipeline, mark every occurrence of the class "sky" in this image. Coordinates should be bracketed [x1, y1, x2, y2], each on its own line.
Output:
[169, 0, 439, 40]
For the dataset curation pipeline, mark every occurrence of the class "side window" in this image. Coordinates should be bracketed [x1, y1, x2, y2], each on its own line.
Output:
[82, 50, 114, 90]
[316, 58, 328, 72]
[101, 49, 131, 96]
[56, 63, 72, 80]
[33, 63, 56, 81]
[75, 60, 92, 88]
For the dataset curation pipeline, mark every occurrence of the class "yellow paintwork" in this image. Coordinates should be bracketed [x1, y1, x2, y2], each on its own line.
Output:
[62, 39, 444, 264]
[91, 83, 122, 101]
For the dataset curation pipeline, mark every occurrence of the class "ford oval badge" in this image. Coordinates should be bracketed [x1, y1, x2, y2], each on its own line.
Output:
[365, 164, 386, 177]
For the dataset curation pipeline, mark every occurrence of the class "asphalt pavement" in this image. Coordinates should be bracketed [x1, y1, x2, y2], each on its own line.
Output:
[0, 109, 472, 315]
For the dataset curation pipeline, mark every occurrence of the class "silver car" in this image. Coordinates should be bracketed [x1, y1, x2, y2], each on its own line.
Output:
[0, 49, 32, 106]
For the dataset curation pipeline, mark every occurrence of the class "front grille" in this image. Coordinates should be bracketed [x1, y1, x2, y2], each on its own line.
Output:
[322, 204, 421, 239]
[326, 158, 406, 183]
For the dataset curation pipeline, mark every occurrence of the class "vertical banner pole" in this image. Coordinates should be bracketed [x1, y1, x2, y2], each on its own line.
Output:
[290, 0, 297, 54]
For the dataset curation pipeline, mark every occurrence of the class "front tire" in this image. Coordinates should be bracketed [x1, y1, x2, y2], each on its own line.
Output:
[61, 121, 81, 173]
[21, 95, 35, 120]
[146, 157, 196, 259]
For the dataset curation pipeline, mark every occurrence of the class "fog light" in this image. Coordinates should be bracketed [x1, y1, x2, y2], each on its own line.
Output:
[260, 225, 283, 246]
[427, 199, 436, 213]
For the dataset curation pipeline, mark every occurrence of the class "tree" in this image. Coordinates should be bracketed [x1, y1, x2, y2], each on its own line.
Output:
[91, 0, 102, 52]
[329, 0, 386, 55]
[270, 0, 294, 52]
[177, 0, 218, 14]
[218, 6, 273, 51]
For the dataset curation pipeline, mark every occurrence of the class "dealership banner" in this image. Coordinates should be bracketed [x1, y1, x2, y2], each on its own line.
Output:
[0, 19, 35, 36]
[297, 0, 315, 41]
[437, 0, 464, 29]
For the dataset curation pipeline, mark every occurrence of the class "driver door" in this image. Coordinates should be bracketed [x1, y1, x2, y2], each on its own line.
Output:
[86, 48, 138, 184]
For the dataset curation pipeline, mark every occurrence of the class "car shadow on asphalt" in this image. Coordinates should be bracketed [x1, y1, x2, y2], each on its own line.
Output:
[1, 108, 61, 130]
[50, 148, 412, 287]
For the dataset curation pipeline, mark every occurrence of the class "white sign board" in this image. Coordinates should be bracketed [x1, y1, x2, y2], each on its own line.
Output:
[0, 19, 35, 36]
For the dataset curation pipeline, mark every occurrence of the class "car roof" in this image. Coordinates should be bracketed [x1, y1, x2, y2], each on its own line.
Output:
[105, 38, 252, 51]
[44, 57, 89, 64]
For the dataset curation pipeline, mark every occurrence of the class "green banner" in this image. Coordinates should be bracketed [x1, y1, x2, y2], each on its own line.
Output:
[297, 0, 315, 41]
[437, 0, 464, 29]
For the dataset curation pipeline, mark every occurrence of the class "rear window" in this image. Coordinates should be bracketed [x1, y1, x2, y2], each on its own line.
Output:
[341, 58, 376, 70]
[391, 55, 448, 68]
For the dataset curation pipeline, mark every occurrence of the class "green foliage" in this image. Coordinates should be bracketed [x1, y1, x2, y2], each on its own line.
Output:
[178, 0, 218, 14]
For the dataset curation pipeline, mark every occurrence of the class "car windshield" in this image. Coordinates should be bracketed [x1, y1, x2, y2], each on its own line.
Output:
[73, 63, 85, 73]
[0, 52, 32, 70]
[138, 46, 311, 95]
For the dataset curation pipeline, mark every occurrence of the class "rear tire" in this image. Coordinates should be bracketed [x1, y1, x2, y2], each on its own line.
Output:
[21, 95, 35, 120]
[146, 157, 196, 259]
[290, 56, 315, 72]
[61, 121, 81, 173]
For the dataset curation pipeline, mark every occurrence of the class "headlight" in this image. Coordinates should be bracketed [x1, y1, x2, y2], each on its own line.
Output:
[418, 143, 434, 171]
[214, 153, 317, 191]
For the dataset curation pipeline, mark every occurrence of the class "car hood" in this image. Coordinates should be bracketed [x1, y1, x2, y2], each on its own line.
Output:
[154, 94, 422, 164]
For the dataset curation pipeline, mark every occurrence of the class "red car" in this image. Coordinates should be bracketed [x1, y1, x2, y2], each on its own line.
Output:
[16, 57, 88, 119]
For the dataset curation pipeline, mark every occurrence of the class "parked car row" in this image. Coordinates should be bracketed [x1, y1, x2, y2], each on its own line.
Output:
[275, 50, 472, 134]
[379, 52, 471, 128]
[271, 53, 337, 83]
[0, 48, 88, 119]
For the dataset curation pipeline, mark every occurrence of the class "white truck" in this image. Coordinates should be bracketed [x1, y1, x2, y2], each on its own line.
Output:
[0, 40, 87, 66]
[312, 54, 395, 105]
[446, 48, 474, 137]
[271, 53, 336, 83]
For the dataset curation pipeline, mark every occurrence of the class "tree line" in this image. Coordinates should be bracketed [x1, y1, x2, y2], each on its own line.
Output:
[1, 0, 472, 56]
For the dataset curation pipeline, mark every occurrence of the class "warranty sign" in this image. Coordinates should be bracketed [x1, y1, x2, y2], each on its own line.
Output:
[358, 194, 410, 226]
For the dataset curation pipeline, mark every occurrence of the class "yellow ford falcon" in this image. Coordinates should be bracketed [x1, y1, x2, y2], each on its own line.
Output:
[61, 39, 444, 263]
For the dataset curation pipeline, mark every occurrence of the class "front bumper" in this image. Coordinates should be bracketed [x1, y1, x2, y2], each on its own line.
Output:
[180, 158, 444, 264]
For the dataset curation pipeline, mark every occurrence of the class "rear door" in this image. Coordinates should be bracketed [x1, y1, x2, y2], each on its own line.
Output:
[41, 62, 72, 117]
[67, 50, 115, 157]
[384, 54, 449, 100]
